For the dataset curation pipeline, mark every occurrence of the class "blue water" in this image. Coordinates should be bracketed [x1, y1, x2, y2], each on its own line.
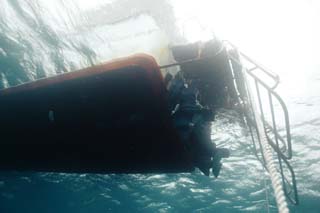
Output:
[0, 0, 320, 212]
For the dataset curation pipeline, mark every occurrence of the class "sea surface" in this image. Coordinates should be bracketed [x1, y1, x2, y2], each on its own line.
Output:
[0, 0, 320, 212]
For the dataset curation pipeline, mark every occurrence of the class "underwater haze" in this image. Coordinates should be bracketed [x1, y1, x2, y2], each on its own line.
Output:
[0, 0, 320, 212]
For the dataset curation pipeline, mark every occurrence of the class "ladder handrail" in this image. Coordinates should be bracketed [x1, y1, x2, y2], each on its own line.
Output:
[223, 40, 280, 89]
[224, 41, 299, 206]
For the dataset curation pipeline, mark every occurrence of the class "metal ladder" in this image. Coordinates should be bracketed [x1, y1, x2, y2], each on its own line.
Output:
[224, 41, 299, 210]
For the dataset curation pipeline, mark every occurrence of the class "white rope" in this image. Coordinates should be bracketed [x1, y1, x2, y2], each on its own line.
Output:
[225, 41, 290, 212]
[235, 48, 291, 212]
[250, 94, 289, 213]
[263, 171, 271, 213]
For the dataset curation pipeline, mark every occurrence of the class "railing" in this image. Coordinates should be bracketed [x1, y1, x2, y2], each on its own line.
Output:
[224, 41, 299, 206]
[159, 40, 298, 209]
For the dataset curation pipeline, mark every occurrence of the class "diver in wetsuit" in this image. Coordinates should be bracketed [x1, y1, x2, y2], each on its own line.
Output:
[167, 71, 229, 177]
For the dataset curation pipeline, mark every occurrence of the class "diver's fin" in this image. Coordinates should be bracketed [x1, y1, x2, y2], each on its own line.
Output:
[212, 162, 222, 178]
[198, 165, 210, 176]
[196, 158, 212, 176]
[212, 148, 230, 177]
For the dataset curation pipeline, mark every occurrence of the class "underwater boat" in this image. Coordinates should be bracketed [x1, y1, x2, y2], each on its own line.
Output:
[0, 39, 298, 210]
[0, 40, 231, 174]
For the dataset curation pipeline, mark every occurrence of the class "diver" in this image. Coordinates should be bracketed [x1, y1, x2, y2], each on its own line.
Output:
[167, 71, 229, 177]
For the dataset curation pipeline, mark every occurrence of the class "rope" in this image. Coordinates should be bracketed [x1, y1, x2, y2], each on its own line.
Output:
[263, 171, 271, 213]
[251, 99, 289, 213]
[236, 45, 290, 212]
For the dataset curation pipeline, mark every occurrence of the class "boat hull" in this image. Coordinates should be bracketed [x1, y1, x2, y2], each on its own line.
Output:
[0, 54, 193, 173]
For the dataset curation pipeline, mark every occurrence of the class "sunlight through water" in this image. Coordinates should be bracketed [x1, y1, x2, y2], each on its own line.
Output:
[0, 0, 320, 212]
